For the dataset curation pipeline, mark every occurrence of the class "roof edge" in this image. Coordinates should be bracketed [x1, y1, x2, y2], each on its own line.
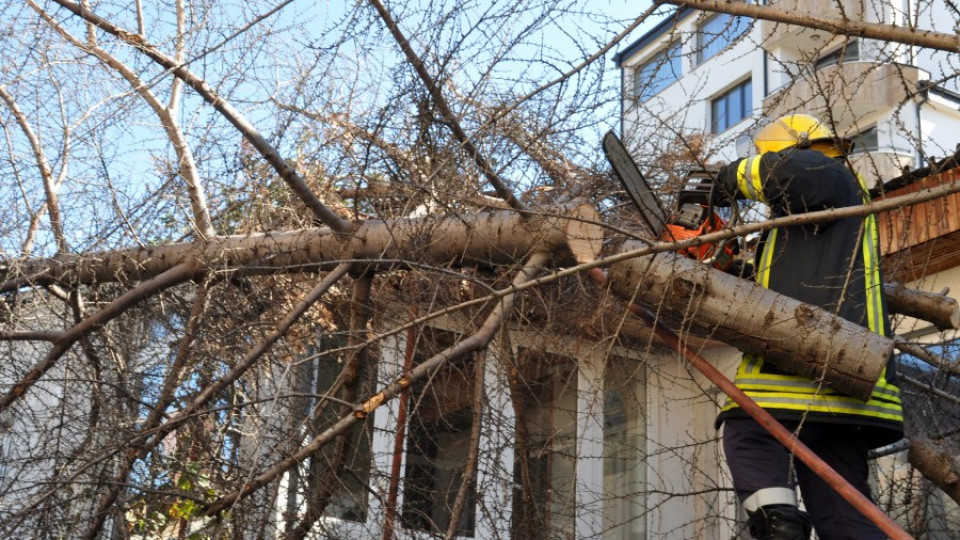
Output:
[613, 7, 696, 66]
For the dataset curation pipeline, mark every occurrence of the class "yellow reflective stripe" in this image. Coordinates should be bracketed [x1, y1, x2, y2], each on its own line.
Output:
[750, 156, 764, 202]
[755, 228, 777, 288]
[734, 364, 901, 400]
[740, 354, 763, 375]
[871, 367, 901, 399]
[857, 173, 886, 336]
[732, 381, 902, 404]
[736, 156, 766, 202]
[863, 213, 885, 335]
[721, 398, 904, 421]
[721, 392, 904, 420]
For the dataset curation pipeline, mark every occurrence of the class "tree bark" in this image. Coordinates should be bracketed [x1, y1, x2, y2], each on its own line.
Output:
[907, 437, 960, 506]
[2, 203, 601, 291]
[655, 0, 960, 53]
[607, 243, 893, 400]
[884, 283, 960, 331]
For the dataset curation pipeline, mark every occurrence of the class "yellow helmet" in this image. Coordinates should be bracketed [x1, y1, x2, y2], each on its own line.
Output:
[754, 114, 853, 157]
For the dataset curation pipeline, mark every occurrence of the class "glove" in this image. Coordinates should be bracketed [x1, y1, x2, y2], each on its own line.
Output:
[711, 158, 743, 207]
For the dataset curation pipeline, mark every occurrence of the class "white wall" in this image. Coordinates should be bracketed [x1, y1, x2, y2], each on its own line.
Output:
[620, 13, 764, 166]
[643, 345, 740, 540]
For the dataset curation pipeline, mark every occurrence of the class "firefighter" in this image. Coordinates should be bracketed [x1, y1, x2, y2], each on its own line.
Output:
[712, 114, 904, 540]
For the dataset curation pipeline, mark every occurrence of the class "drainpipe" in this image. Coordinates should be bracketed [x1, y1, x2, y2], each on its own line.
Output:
[915, 86, 928, 169]
[619, 60, 626, 136]
[762, 49, 768, 98]
[906, 0, 927, 169]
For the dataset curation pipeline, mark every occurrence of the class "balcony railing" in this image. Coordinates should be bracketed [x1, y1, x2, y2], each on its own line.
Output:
[762, 0, 866, 49]
[762, 62, 924, 133]
[849, 150, 915, 190]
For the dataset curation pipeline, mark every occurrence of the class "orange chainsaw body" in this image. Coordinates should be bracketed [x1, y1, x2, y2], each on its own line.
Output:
[659, 201, 737, 272]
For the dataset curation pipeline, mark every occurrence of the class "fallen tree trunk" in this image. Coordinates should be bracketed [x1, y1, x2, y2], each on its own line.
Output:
[884, 282, 960, 331]
[607, 242, 894, 400]
[4, 199, 955, 331]
[1, 204, 602, 291]
[907, 437, 960, 506]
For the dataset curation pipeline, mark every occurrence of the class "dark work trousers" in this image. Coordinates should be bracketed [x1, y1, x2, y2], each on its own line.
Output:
[722, 417, 885, 540]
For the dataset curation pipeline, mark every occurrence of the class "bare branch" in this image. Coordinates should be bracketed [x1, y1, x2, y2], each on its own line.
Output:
[367, 0, 527, 213]
[656, 0, 960, 52]
[44, 0, 353, 233]
[0, 261, 198, 413]
[0, 85, 68, 254]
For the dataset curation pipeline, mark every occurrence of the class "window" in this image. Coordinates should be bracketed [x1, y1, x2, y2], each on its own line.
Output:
[603, 358, 646, 540]
[697, 13, 750, 64]
[636, 41, 682, 102]
[288, 334, 374, 524]
[711, 79, 753, 133]
[850, 126, 878, 153]
[402, 330, 477, 537]
[511, 351, 578, 540]
[815, 41, 860, 70]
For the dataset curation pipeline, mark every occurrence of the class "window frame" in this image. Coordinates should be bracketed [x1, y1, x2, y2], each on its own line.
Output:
[696, 13, 750, 65]
[814, 40, 860, 71]
[635, 40, 682, 103]
[711, 78, 753, 134]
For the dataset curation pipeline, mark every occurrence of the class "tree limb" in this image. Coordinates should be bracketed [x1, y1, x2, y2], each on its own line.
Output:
[367, 0, 527, 213]
[885, 282, 960, 331]
[655, 0, 960, 53]
[907, 437, 960, 506]
[2, 203, 601, 291]
[44, 0, 353, 233]
[27, 0, 215, 238]
[0, 261, 198, 414]
[0, 85, 68, 254]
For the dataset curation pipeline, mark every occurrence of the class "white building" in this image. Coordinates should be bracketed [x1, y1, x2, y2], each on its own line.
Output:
[614, 0, 960, 187]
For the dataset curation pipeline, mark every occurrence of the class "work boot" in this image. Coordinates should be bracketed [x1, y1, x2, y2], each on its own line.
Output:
[746, 505, 812, 540]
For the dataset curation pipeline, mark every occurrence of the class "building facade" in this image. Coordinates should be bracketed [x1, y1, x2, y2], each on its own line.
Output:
[615, 0, 960, 187]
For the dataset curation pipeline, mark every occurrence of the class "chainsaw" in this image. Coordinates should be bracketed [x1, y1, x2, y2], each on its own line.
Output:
[603, 130, 739, 273]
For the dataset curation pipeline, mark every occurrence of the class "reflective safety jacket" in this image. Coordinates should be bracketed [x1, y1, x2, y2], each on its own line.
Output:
[716, 149, 903, 446]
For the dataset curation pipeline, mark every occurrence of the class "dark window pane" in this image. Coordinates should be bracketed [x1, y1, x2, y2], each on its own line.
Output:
[637, 41, 682, 102]
[712, 98, 727, 134]
[729, 89, 743, 127]
[742, 79, 753, 117]
[850, 126, 879, 153]
[815, 41, 860, 70]
[698, 14, 749, 64]
[711, 78, 752, 133]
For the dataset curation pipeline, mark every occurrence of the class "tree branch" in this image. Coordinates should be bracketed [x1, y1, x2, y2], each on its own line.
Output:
[0, 85, 68, 254]
[655, 0, 960, 53]
[367, 0, 527, 213]
[0, 261, 198, 414]
[44, 0, 353, 233]
[28, 0, 215, 238]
